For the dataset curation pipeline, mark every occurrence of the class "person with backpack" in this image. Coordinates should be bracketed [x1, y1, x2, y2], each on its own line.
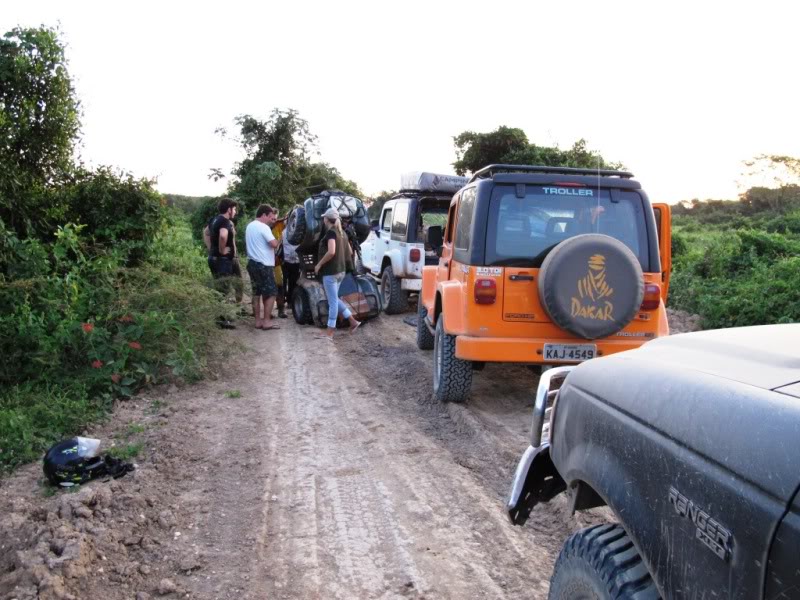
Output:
[314, 208, 361, 339]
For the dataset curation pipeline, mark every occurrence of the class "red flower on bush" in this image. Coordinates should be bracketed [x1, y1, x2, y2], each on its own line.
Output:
[111, 373, 121, 384]
[91, 359, 104, 369]
[119, 314, 134, 323]
[128, 341, 142, 350]
[82, 323, 94, 333]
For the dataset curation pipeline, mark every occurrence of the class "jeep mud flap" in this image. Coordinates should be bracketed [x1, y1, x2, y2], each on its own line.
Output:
[506, 443, 566, 526]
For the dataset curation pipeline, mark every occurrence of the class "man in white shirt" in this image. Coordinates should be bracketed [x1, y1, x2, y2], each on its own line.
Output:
[245, 204, 279, 330]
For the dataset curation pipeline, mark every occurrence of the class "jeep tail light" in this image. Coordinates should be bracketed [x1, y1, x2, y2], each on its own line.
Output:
[640, 283, 661, 311]
[409, 248, 421, 262]
[474, 278, 496, 304]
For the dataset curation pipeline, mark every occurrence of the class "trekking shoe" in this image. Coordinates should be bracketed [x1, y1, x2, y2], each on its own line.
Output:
[278, 311, 288, 319]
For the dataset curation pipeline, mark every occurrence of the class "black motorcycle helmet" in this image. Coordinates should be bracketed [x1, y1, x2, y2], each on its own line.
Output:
[43, 438, 107, 487]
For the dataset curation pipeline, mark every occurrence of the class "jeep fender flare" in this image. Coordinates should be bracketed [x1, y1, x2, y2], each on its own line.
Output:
[381, 250, 405, 278]
[436, 280, 466, 335]
[420, 266, 437, 315]
[557, 445, 653, 576]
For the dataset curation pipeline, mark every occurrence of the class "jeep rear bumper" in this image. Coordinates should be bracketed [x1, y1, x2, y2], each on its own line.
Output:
[400, 278, 422, 291]
[455, 336, 648, 363]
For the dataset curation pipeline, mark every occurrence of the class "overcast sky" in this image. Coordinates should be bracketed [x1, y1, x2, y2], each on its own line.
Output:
[4, 0, 799, 203]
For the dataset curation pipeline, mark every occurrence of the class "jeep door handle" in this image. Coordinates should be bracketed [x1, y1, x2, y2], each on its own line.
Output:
[443, 261, 449, 267]
[510, 274, 534, 281]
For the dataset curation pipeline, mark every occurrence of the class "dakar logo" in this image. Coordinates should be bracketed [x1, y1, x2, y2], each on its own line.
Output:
[571, 254, 615, 321]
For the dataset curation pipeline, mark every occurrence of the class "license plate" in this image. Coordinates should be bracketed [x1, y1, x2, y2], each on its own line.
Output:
[543, 343, 596, 362]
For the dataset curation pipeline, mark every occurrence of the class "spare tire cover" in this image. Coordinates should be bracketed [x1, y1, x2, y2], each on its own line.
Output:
[538, 234, 644, 340]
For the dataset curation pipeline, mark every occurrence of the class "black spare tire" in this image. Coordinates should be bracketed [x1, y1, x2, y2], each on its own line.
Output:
[285, 206, 306, 246]
[538, 234, 644, 340]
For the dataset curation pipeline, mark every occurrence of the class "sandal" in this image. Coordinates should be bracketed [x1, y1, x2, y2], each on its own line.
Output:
[262, 324, 280, 330]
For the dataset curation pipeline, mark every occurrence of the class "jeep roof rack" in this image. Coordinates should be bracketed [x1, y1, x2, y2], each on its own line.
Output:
[468, 164, 634, 183]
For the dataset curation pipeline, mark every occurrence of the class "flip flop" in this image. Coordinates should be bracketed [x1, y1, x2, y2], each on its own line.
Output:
[262, 324, 281, 330]
[349, 321, 362, 334]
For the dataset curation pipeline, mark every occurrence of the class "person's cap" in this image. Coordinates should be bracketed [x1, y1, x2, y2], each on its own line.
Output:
[322, 207, 340, 221]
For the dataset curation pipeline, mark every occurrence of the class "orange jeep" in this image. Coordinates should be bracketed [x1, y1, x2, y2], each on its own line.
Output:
[417, 164, 672, 403]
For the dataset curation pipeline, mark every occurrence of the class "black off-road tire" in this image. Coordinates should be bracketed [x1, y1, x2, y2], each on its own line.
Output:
[433, 318, 472, 403]
[286, 206, 307, 246]
[381, 266, 409, 314]
[416, 301, 434, 350]
[291, 287, 312, 325]
[549, 524, 659, 600]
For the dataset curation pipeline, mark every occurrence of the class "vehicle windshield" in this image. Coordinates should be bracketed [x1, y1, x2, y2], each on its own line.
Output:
[485, 185, 649, 269]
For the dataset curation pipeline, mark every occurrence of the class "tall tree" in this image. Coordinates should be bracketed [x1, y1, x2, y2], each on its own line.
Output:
[453, 126, 622, 175]
[217, 109, 362, 215]
[0, 26, 81, 237]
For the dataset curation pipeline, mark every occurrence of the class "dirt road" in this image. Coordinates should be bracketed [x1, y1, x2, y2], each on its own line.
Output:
[0, 309, 699, 600]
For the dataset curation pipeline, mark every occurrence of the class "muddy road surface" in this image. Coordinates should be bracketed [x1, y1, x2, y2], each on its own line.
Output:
[1, 308, 698, 600]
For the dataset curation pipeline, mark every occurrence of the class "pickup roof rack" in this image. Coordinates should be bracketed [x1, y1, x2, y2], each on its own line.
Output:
[468, 164, 634, 183]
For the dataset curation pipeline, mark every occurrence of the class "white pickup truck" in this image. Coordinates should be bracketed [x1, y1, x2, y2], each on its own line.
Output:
[360, 173, 466, 314]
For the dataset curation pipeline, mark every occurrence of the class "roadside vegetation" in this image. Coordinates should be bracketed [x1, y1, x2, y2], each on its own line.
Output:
[669, 160, 800, 328]
[0, 27, 222, 472]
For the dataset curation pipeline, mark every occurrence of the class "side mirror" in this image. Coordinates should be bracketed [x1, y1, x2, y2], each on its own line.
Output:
[370, 219, 379, 231]
[426, 225, 444, 255]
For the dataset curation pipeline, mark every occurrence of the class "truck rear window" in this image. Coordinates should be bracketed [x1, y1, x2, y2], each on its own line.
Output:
[485, 185, 649, 269]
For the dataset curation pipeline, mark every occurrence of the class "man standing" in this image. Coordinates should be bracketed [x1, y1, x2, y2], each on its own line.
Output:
[206, 198, 241, 329]
[245, 204, 280, 330]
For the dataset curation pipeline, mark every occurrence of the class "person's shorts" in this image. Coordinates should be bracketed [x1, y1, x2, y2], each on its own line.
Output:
[208, 256, 235, 277]
[247, 261, 278, 298]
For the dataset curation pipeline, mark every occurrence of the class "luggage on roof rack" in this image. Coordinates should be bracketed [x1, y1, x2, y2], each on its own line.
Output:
[400, 172, 469, 194]
[285, 189, 370, 252]
[468, 164, 634, 183]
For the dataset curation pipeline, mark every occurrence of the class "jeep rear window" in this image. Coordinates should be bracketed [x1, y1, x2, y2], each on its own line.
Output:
[485, 185, 649, 270]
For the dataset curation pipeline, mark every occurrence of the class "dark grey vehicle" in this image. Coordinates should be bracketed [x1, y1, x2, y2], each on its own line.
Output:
[507, 324, 800, 599]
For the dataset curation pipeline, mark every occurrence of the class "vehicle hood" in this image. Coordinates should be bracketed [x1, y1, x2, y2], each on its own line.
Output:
[633, 324, 800, 391]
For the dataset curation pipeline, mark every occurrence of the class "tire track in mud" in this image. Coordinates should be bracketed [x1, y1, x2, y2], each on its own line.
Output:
[244, 321, 556, 599]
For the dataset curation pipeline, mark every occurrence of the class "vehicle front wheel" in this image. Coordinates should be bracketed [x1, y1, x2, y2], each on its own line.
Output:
[416, 301, 434, 350]
[433, 317, 472, 403]
[549, 524, 659, 600]
[381, 266, 409, 314]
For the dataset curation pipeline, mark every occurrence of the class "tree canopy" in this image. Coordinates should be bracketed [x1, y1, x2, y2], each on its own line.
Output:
[215, 109, 362, 216]
[0, 26, 81, 237]
[452, 126, 623, 176]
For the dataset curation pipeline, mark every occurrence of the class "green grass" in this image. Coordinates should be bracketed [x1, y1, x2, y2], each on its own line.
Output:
[124, 423, 146, 438]
[107, 442, 143, 461]
[225, 389, 242, 399]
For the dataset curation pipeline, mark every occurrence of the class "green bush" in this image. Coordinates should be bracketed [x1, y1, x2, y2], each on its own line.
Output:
[669, 221, 800, 328]
[0, 213, 225, 472]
